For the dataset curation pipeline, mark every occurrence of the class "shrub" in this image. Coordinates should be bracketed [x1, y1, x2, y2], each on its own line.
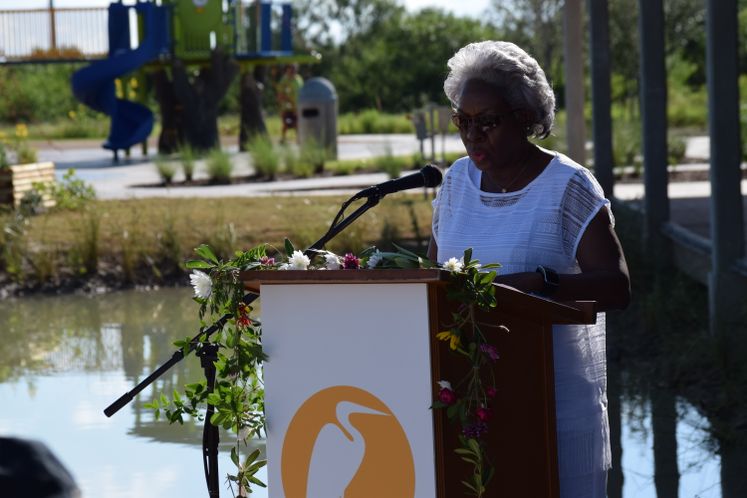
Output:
[59, 107, 107, 139]
[0, 210, 27, 280]
[70, 210, 100, 275]
[35, 169, 96, 210]
[667, 133, 687, 166]
[157, 215, 183, 274]
[206, 149, 233, 184]
[375, 146, 408, 179]
[180, 146, 196, 182]
[0, 141, 8, 169]
[155, 156, 177, 185]
[338, 109, 414, 134]
[299, 138, 326, 174]
[281, 145, 313, 178]
[247, 135, 279, 179]
[612, 118, 642, 172]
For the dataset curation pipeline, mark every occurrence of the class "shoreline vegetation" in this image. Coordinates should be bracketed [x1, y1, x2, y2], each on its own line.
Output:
[0, 194, 435, 299]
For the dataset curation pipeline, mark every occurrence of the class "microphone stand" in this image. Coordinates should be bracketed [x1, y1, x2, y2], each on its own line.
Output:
[103, 191, 384, 497]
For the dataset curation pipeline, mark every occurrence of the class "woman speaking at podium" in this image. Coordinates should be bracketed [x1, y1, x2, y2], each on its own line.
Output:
[428, 40, 631, 498]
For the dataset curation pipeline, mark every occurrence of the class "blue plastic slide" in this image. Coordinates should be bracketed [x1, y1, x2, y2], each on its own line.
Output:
[72, 2, 169, 152]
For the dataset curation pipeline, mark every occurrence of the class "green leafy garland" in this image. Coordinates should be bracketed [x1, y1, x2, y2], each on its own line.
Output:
[147, 242, 504, 497]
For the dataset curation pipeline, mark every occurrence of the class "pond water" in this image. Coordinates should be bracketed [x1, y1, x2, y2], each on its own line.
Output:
[0, 288, 733, 497]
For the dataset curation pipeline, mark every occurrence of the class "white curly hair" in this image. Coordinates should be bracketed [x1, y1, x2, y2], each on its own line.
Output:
[443, 40, 556, 139]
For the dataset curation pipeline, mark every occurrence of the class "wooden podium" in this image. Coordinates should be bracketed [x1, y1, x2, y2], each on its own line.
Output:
[246, 269, 595, 498]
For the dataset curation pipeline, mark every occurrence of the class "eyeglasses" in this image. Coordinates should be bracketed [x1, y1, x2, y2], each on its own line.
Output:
[451, 111, 513, 134]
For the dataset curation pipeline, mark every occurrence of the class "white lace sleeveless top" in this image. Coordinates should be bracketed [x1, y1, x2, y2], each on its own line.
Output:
[432, 152, 612, 474]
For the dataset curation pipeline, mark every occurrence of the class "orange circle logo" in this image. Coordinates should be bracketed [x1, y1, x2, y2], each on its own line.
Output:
[281, 386, 415, 498]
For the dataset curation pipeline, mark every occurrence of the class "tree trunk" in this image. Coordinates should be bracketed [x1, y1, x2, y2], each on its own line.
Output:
[159, 49, 239, 153]
[153, 69, 185, 155]
[239, 66, 268, 150]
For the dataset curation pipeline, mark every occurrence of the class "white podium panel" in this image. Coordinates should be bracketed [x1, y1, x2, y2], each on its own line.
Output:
[261, 283, 436, 498]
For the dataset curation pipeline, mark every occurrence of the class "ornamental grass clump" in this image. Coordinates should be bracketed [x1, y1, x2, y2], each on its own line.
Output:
[10, 123, 37, 164]
[299, 137, 326, 174]
[206, 149, 233, 184]
[0, 140, 8, 169]
[281, 144, 313, 178]
[154, 156, 177, 185]
[375, 145, 408, 179]
[247, 135, 280, 180]
[179, 145, 196, 182]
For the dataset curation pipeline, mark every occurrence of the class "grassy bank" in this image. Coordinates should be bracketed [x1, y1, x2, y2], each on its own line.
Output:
[0, 194, 434, 295]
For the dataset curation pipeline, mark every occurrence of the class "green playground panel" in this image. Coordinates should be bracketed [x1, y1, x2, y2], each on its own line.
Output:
[171, 0, 234, 61]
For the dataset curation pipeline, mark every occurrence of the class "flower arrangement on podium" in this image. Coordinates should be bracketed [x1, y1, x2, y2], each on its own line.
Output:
[148, 240, 504, 498]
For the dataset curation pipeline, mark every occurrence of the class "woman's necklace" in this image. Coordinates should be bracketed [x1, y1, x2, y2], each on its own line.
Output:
[485, 148, 534, 193]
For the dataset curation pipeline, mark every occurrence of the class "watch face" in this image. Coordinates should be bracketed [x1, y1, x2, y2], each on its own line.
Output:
[192, 0, 209, 7]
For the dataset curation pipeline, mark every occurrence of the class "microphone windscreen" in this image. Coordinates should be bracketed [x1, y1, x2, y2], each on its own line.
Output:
[421, 164, 443, 188]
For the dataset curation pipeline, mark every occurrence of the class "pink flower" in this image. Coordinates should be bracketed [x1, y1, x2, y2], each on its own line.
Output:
[475, 407, 491, 422]
[485, 386, 498, 398]
[259, 256, 275, 266]
[438, 387, 457, 405]
[342, 253, 361, 269]
[480, 343, 500, 361]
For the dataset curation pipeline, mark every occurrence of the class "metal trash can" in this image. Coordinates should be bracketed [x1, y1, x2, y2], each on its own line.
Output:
[297, 77, 338, 159]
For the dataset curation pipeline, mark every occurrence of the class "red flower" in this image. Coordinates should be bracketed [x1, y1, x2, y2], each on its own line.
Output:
[438, 387, 457, 405]
[476, 407, 491, 422]
[485, 386, 498, 398]
[342, 253, 361, 269]
[237, 302, 252, 328]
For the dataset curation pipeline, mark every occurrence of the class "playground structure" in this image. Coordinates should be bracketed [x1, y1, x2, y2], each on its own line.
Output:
[0, 1, 317, 158]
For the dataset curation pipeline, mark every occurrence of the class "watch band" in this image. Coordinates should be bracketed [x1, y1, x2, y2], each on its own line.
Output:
[536, 265, 559, 296]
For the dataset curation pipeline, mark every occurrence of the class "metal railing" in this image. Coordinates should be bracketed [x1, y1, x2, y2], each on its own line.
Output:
[0, 7, 108, 62]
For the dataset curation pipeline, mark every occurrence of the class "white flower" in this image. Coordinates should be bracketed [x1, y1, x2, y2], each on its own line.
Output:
[189, 270, 212, 299]
[288, 250, 311, 270]
[367, 250, 383, 268]
[437, 380, 452, 390]
[325, 253, 341, 270]
[278, 263, 292, 270]
[442, 257, 464, 273]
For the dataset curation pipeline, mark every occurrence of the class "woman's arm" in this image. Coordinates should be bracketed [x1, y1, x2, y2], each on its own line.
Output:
[495, 209, 631, 311]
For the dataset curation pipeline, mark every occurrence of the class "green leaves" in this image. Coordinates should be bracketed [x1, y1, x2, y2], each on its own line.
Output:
[185, 259, 213, 269]
[161, 240, 507, 497]
[284, 238, 296, 257]
[433, 247, 506, 497]
[195, 244, 219, 265]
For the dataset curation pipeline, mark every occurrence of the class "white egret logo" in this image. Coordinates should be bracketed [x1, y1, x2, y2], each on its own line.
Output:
[281, 386, 415, 498]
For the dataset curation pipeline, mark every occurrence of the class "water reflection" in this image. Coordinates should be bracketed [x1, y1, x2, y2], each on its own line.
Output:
[0, 288, 266, 498]
[0, 285, 742, 497]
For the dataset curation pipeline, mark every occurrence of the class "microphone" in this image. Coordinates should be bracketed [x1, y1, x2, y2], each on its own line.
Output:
[352, 164, 442, 200]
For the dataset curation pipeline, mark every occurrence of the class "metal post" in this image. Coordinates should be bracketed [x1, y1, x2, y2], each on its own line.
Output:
[637, 0, 670, 245]
[705, 0, 746, 334]
[587, 0, 614, 197]
[563, 0, 586, 164]
[49, 0, 57, 51]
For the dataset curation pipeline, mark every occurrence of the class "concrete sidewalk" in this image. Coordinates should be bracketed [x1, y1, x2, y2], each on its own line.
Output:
[34, 133, 725, 201]
[37, 134, 467, 199]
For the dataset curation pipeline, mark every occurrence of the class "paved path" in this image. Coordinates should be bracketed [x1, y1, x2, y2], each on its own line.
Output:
[33, 133, 746, 245]
[35, 133, 730, 204]
[36, 134, 467, 199]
